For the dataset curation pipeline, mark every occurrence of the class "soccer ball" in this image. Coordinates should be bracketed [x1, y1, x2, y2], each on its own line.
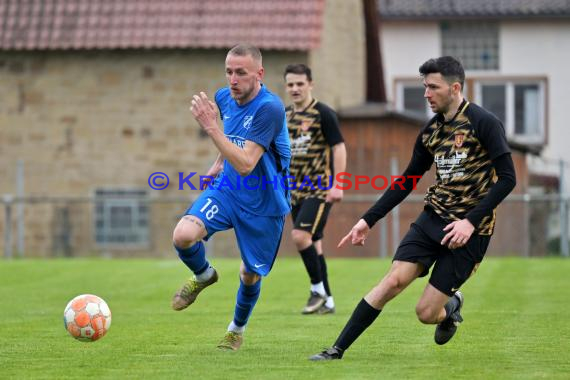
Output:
[63, 294, 112, 342]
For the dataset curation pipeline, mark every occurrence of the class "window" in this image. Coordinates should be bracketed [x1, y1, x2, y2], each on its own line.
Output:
[395, 80, 468, 118]
[403, 86, 427, 115]
[94, 189, 149, 247]
[515, 84, 541, 136]
[475, 80, 546, 144]
[395, 81, 433, 117]
[441, 21, 499, 71]
[481, 85, 506, 122]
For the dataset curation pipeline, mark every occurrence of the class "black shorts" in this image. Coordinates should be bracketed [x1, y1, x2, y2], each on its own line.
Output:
[394, 207, 490, 296]
[291, 197, 333, 241]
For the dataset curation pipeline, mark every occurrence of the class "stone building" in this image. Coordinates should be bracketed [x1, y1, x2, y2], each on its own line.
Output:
[1, 0, 540, 258]
[0, 0, 365, 258]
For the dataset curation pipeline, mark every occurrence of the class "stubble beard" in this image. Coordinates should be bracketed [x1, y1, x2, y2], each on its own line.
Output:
[437, 90, 455, 115]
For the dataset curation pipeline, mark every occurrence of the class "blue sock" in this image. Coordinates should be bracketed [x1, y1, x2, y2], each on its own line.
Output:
[233, 279, 261, 327]
[175, 242, 209, 275]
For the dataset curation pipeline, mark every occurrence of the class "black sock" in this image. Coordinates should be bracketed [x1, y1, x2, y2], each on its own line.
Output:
[444, 295, 460, 319]
[318, 254, 331, 296]
[299, 245, 322, 284]
[334, 298, 381, 351]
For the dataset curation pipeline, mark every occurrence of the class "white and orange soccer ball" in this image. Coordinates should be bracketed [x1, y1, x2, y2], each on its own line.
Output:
[63, 294, 112, 342]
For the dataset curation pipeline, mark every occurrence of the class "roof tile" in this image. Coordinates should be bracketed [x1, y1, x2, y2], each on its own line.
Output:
[0, 0, 325, 51]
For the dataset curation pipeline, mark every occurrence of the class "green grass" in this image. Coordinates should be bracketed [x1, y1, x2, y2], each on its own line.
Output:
[1, 257, 569, 379]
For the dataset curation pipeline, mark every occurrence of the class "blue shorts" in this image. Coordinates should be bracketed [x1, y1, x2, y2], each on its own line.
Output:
[185, 189, 285, 276]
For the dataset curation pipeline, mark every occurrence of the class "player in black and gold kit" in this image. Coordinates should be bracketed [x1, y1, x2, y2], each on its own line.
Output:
[284, 64, 347, 314]
[310, 56, 516, 360]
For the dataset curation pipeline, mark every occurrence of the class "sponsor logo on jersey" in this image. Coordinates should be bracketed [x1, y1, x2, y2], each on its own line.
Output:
[454, 133, 465, 148]
[301, 119, 313, 131]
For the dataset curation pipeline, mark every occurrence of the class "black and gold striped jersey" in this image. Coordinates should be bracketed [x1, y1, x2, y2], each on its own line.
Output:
[286, 99, 344, 205]
[420, 100, 511, 235]
[361, 99, 513, 236]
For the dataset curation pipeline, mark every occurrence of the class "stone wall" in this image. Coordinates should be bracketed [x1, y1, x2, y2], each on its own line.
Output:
[309, 0, 366, 110]
[0, 49, 305, 257]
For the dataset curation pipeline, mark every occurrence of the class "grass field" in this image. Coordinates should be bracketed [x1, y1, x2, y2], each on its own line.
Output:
[1, 257, 569, 379]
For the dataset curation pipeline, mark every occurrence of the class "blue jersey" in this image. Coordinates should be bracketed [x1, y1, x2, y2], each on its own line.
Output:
[212, 85, 291, 216]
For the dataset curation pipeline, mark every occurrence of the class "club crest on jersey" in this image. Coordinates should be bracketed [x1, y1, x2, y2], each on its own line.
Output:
[243, 115, 253, 130]
[301, 120, 312, 131]
[454, 133, 465, 148]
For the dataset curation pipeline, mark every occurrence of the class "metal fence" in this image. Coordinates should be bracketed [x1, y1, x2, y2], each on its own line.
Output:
[1, 193, 569, 259]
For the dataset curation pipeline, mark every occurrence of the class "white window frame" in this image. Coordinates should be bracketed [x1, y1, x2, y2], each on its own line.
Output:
[395, 80, 433, 118]
[94, 188, 150, 248]
[394, 79, 469, 119]
[474, 79, 546, 145]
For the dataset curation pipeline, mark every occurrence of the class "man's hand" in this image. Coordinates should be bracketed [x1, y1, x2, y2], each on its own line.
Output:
[200, 175, 214, 190]
[338, 219, 370, 248]
[441, 219, 475, 249]
[326, 187, 343, 203]
[190, 92, 218, 135]
[201, 166, 221, 190]
[201, 159, 223, 190]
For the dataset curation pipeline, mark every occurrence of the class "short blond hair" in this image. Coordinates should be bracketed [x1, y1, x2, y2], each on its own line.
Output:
[228, 44, 262, 65]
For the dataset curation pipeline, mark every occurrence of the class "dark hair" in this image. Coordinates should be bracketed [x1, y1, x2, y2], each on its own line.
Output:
[283, 63, 312, 81]
[419, 56, 465, 89]
[228, 44, 262, 64]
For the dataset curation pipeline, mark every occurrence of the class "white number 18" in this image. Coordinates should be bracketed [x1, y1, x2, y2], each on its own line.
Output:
[199, 198, 219, 220]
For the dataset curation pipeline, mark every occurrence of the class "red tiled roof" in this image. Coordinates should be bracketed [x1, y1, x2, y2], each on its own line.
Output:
[0, 0, 325, 51]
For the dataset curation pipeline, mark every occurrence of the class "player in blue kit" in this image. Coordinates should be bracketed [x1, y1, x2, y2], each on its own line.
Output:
[171, 44, 291, 351]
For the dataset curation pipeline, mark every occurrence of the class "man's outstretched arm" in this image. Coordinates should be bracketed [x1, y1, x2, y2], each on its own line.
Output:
[361, 135, 433, 228]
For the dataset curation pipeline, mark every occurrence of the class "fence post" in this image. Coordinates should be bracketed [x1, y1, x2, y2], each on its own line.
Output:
[560, 160, 569, 257]
[523, 194, 531, 257]
[3, 194, 13, 259]
[16, 160, 25, 257]
[562, 196, 570, 258]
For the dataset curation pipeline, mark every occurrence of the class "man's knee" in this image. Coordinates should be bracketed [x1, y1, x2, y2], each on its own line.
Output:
[415, 302, 439, 324]
[382, 272, 408, 293]
[240, 270, 261, 286]
[172, 229, 197, 249]
[366, 271, 413, 309]
[173, 216, 203, 248]
[291, 229, 312, 248]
